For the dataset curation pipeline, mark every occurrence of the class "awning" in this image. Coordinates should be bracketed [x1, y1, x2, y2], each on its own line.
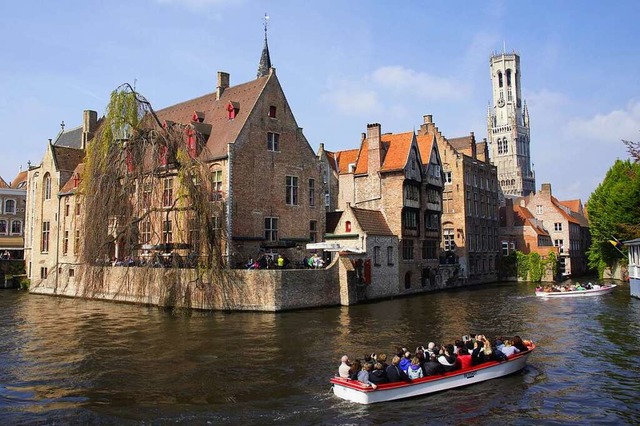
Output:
[0, 236, 24, 249]
[306, 242, 365, 253]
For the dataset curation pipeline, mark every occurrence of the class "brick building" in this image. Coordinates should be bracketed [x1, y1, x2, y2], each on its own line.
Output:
[329, 122, 444, 293]
[417, 115, 501, 284]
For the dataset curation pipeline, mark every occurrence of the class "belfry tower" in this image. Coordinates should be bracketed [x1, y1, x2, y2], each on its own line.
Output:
[487, 51, 535, 197]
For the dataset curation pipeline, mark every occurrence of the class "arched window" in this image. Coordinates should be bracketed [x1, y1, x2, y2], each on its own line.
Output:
[43, 173, 51, 200]
[0, 220, 7, 234]
[506, 69, 512, 86]
[11, 220, 22, 235]
[497, 71, 503, 88]
[503, 138, 508, 154]
[4, 199, 15, 214]
[345, 221, 351, 233]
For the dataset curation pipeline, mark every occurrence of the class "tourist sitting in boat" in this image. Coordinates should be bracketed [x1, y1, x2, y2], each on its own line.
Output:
[407, 356, 424, 379]
[500, 340, 520, 357]
[357, 362, 378, 389]
[338, 355, 351, 378]
[422, 352, 445, 376]
[349, 359, 362, 380]
[385, 355, 412, 383]
[457, 346, 473, 369]
[399, 350, 412, 373]
[471, 340, 485, 366]
[512, 335, 529, 352]
[368, 362, 389, 385]
[377, 353, 389, 370]
[438, 344, 460, 372]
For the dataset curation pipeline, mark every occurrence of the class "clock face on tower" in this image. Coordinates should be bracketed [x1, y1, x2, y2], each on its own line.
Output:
[497, 98, 505, 108]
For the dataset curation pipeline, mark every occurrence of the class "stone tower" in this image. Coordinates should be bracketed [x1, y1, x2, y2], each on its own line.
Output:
[487, 51, 535, 197]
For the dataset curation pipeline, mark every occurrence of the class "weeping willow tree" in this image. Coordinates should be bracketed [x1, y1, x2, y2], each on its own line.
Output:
[78, 83, 231, 307]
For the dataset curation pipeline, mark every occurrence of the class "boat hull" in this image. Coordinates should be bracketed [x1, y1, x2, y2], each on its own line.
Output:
[535, 285, 616, 298]
[331, 347, 533, 404]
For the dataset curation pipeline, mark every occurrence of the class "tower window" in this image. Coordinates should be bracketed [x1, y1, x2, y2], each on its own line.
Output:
[269, 105, 277, 118]
[498, 71, 503, 88]
[506, 69, 512, 86]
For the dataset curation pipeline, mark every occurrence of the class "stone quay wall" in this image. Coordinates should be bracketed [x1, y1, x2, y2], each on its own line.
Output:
[29, 260, 344, 312]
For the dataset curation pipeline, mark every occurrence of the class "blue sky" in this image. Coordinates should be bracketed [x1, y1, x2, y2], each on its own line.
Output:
[1, 0, 639, 203]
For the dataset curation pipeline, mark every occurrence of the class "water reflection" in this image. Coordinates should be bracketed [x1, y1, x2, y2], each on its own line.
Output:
[0, 280, 639, 424]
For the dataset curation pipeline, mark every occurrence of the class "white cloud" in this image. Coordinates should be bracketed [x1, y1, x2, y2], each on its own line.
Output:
[321, 80, 381, 117]
[371, 66, 468, 101]
[564, 101, 640, 143]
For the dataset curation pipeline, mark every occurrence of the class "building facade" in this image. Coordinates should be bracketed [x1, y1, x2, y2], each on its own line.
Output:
[0, 172, 27, 259]
[418, 115, 501, 284]
[487, 52, 535, 197]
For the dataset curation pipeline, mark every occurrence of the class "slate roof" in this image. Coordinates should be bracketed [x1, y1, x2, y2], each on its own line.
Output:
[155, 75, 270, 160]
[351, 207, 394, 236]
[448, 135, 473, 153]
[54, 126, 84, 149]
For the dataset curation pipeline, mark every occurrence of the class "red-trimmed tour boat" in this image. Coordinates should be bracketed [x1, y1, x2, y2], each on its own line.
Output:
[330, 344, 535, 404]
[535, 285, 616, 298]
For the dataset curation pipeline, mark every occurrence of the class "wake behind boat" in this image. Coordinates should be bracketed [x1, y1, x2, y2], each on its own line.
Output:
[535, 284, 616, 298]
[330, 344, 535, 404]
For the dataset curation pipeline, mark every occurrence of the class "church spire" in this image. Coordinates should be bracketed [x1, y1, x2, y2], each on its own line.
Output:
[257, 13, 272, 78]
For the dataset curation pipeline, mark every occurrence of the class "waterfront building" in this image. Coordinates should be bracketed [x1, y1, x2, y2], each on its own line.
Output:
[0, 171, 27, 260]
[500, 183, 590, 278]
[25, 33, 325, 289]
[417, 115, 500, 284]
[329, 122, 444, 292]
[624, 238, 640, 298]
[487, 52, 535, 197]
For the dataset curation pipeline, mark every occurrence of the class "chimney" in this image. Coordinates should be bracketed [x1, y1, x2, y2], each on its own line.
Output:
[540, 183, 552, 197]
[423, 114, 433, 124]
[367, 123, 382, 177]
[82, 110, 97, 149]
[217, 72, 230, 100]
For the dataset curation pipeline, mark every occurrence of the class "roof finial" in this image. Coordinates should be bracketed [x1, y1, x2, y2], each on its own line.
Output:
[60, 120, 65, 132]
[257, 13, 272, 78]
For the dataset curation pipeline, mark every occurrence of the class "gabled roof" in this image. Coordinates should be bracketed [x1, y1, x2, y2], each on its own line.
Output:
[448, 135, 473, 152]
[52, 145, 85, 173]
[380, 132, 414, 172]
[0, 177, 9, 189]
[10, 171, 27, 189]
[551, 196, 580, 225]
[155, 75, 271, 160]
[514, 205, 549, 236]
[54, 126, 84, 149]
[353, 138, 370, 175]
[351, 207, 394, 236]
[334, 149, 359, 174]
[324, 151, 338, 173]
[416, 133, 435, 165]
[560, 199, 582, 214]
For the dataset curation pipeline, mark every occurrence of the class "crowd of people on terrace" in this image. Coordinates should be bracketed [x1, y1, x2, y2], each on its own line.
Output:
[337, 334, 531, 389]
[536, 282, 605, 293]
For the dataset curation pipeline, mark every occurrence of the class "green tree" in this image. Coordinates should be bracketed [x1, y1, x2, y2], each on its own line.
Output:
[587, 159, 640, 276]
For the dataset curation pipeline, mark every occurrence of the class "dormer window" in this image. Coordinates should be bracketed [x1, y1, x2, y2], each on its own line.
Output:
[227, 101, 240, 120]
[269, 105, 277, 118]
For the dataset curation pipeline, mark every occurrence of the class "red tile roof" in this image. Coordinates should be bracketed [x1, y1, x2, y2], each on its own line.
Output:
[354, 139, 369, 175]
[514, 205, 549, 236]
[416, 133, 435, 165]
[10, 171, 27, 189]
[155, 75, 270, 160]
[60, 163, 84, 194]
[380, 132, 413, 172]
[560, 199, 582, 214]
[0, 177, 9, 189]
[551, 196, 580, 224]
[334, 149, 359, 174]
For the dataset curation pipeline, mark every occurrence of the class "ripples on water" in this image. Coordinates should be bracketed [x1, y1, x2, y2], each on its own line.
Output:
[0, 280, 639, 424]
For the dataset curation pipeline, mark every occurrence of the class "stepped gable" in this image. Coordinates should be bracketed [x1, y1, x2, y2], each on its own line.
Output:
[334, 149, 359, 174]
[155, 75, 270, 160]
[351, 207, 393, 236]
[10, 171, 27, 189]
[380, 132, 413, 172]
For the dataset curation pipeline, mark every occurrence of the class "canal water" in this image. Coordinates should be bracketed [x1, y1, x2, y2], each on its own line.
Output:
[1, 280, 639, 425]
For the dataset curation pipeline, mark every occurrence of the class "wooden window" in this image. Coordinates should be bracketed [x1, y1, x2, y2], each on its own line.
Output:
[267, 132, 280, 151]
[374, 246, 381, 266]
[41, 221, 50, 253]
[162, 177, 173, 207]
[265, 217, 278, 241]
[63, 231, 69, 254]
[163, 220, 173, 244]
[309, 220, 317, 243]
[285, 176, 298, 205]
[308, 179, 315, 206]
[345, 221, 351, 233]
[269, 105, 277, 118]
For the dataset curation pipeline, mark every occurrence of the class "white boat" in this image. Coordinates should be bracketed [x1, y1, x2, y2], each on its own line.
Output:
[330, 345, 534, 404]
[535, 284, 616, 298]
